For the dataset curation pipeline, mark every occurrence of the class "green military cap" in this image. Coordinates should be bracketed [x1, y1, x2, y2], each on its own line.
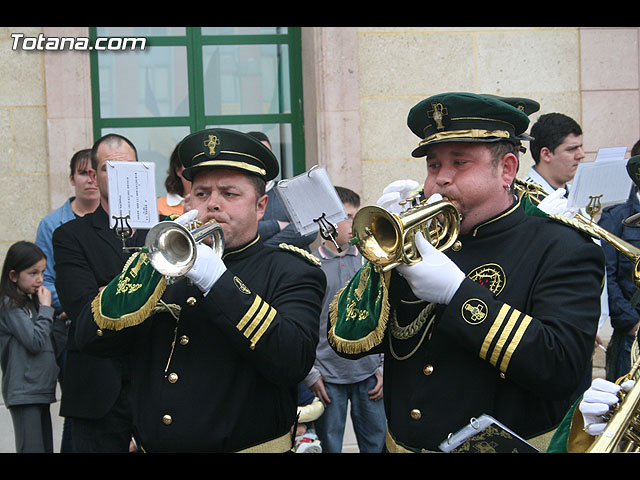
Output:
[407, 92, 532, 158]
[482, 94, 540, 116]
[482, 94, 540, 145]
[178, 128, 279, 182]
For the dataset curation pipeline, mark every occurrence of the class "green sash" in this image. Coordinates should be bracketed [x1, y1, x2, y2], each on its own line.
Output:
[91, 251, 167, 331]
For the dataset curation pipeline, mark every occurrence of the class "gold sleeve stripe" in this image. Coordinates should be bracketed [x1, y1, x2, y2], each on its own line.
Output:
[489, 309, 521, 367]
[479, 304, 510, 360]
[250, 306, 278, 349]
[499, 314, 532, 372]
[237, 295, 262, 331]
[244, 302, 270, 338]
[479, 302, 533, 374]
[235, 294, 278, 349]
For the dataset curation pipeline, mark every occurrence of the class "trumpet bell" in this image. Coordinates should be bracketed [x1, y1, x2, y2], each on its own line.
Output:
[352, 199, 461, 272]
[353, 206, 403, 266]
[145, 220, 225, 278]
[145, 221, 196, 277]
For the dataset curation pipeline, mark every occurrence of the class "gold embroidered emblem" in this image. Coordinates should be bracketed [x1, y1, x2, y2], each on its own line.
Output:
[234, 276, 251, 294]
[354, 263, 371, 300]
[345, 298, 370, 322]
[428, 103, 448, 130]
[461, 299, 488, 325]
[129, 253, 148, 278]
[204, 134, 221, 156]
[115, 276, 142, 295]
[467, 263, 505, 296]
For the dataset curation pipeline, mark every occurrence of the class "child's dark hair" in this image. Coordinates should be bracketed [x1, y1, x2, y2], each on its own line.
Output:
[0, 241, 46, 309]
[335, 186, 360, 208]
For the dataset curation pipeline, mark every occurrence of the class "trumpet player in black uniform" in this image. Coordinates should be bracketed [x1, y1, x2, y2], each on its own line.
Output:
[74, 128, 326, 452]
[329, 92, 605, 452]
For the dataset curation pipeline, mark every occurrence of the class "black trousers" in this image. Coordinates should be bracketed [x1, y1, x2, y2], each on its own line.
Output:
[70, 391, 134, 453]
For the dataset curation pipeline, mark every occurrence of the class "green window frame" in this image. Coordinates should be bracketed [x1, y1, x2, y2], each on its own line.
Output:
[88, 26, 305, 193]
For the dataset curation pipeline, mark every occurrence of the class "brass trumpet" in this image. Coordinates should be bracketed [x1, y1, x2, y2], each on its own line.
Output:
[514, 179, 640, 452]
[144, 219, 225, 279]
[514, 178, 640, 288]
[351, 196, 461, 272]
[585, 355, 640, 453]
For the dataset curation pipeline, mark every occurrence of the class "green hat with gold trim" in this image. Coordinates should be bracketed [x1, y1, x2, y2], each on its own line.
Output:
[178, 128, 279, 182]
[482, 94, 540, 117]
[407, 92, 532, 158]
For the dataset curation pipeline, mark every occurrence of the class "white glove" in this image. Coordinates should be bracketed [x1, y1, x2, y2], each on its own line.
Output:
[537, 188, 576, 218]
[184, 243, 227, 294]
[376, 179, 421, 214]
[579, 377, 635, 435]
[396, 231, 465, 305]
[174, 208, 199, 226]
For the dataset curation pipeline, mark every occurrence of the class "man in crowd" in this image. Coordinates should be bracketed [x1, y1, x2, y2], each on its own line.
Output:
[53, 134, 142, 452]
[74, 128, 326, 452]
[329, 92, 605, 452]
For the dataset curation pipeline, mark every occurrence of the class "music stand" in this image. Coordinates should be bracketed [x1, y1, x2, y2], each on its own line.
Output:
[107, 161, 159, 250]
[275, 166, 347, 251]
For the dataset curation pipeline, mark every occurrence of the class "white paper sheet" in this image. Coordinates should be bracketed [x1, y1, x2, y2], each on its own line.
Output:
[107, 161, 159, 230]
[275, 166, 346, 236]
[595, 146, 627, 163]
[568, 158, 632, 210]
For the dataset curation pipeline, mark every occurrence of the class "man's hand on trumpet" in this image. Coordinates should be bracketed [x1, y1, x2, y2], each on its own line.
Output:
[174, 209, 227, 294]
[396, 231, 465, 305]
[536, 187, 577, 218]
[376, 179, 421, 214]
[579, 377, 636, 435]
[394, 192, 465, 305]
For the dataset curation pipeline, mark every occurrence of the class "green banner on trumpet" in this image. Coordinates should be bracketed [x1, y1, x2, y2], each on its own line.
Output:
[92, 251, 167, 331]
[328, 261, 391, 354]
[520, 192, 549, 219]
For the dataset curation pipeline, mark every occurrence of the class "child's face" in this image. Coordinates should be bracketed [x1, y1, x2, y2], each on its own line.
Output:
[9, 258, 46, 296]
[335, 202, 358, 247]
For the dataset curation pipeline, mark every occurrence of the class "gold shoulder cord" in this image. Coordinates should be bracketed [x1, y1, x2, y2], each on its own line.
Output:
[278, 243, 322, 266]
[390, 303, 435, 339]
[389, 303, 436, 361]
[150, 299, 182, 377]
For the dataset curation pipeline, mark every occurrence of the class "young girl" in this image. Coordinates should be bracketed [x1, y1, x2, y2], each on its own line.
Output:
[0, 241, 67, 453]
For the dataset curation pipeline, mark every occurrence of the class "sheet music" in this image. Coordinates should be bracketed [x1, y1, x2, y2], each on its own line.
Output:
[275, 166, 346, 236]
[568, 158, 632, 210]
[107, 161, 159, 229]
[595, 146, 627, 162]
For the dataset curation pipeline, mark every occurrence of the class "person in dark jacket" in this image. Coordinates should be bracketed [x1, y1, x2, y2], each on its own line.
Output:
[598, 181, 640, 380]
[329, 93, 605, 453]
[53, 133, 143, 453]
[75, 128, 326, 452]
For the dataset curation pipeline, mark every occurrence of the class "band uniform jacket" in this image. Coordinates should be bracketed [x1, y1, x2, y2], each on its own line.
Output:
[52, 205, 148, 419]
[75, 236, 326, 452]
[336, 199, 605, 451]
